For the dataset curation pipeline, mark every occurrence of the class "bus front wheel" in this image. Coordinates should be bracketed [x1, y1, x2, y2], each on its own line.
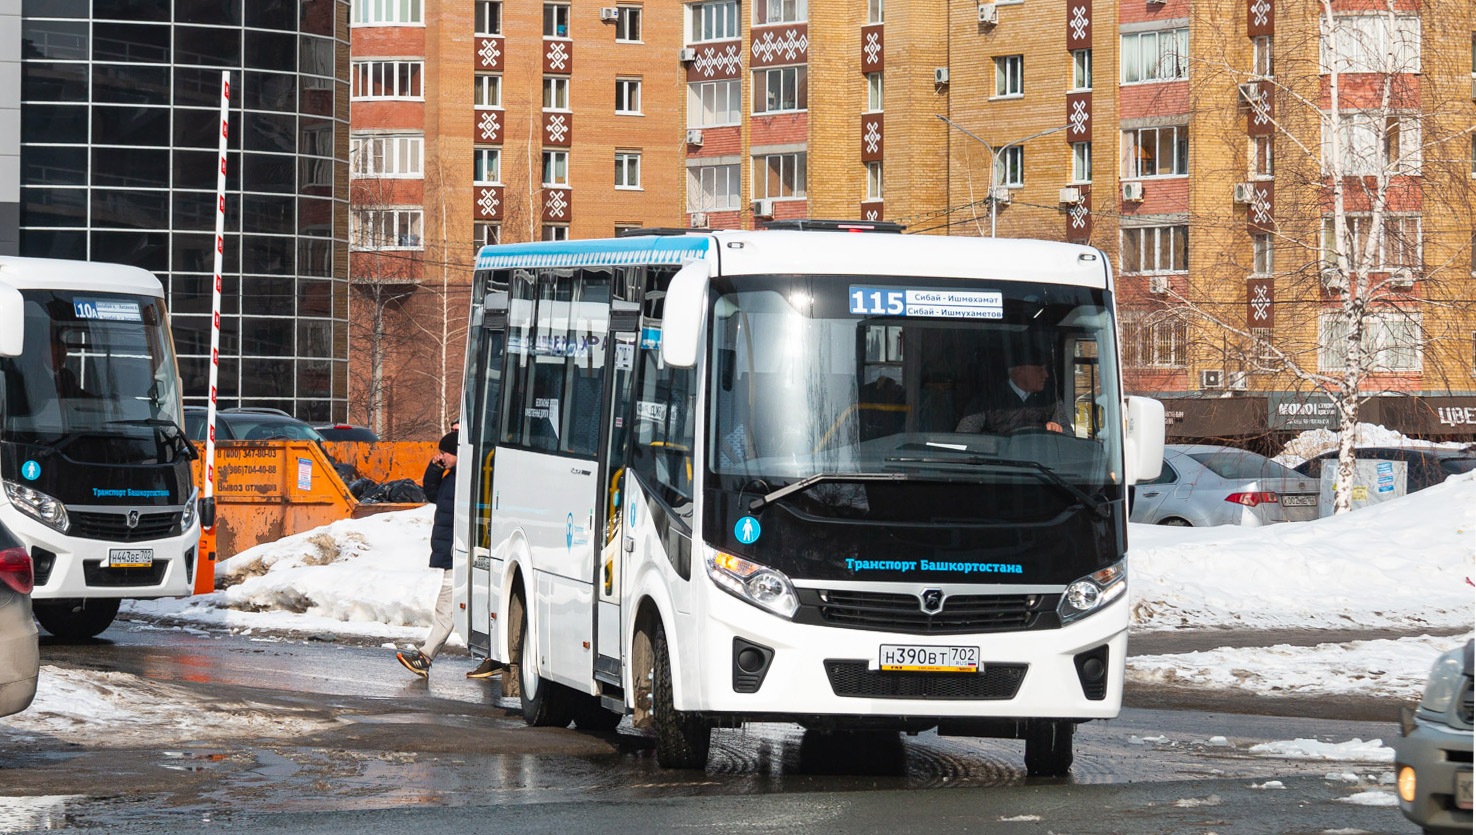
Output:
[34, 598, 120, 640]
[1023, 719, 1074, 777]
[516, 599, 572, 727]
[652, 622, 711, 769]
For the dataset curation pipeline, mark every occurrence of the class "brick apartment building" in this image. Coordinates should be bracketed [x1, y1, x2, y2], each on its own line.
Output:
[350, 0, 1474, 443]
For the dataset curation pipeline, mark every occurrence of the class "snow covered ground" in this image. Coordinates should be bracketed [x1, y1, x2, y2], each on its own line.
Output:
[1272, 421, 1471, 467]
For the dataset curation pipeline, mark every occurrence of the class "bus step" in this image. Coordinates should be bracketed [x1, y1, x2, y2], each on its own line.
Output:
[600, 694, 627, 714]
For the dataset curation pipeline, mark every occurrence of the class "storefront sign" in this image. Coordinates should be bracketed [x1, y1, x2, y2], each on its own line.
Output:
[1269, 392, 1338, 432]
[1160, 396, 1267, 438]
[1376, 395, 1476, 437]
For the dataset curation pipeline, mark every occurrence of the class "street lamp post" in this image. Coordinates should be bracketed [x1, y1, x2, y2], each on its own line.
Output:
[936, 116, 1071, 237]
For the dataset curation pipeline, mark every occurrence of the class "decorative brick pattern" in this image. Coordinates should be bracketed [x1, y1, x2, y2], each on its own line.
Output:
[1246, 0, 1273, 37]
[862, 114, 883, 162]
[1067, 92, 1092, 141]
[861, 201, 884, 221]
[1067, 190, 1091, 241]
[543, 188, 572, 222]
[1247, 278, 1274, 328]
[475, 109, 502, 143]
[544, 39, 572, 73]
[750, 24, 809, 67]
[476, 37, 504, 70]
[861, 25, 884, 73]
[1066, 0, 1091, 50]
[475, 185, 504, 221]
[1246, 182, 1274, 233]
[543, 112, 572, 146]
[1246, 80, 1275, 136]
[687, 41, 742, 81]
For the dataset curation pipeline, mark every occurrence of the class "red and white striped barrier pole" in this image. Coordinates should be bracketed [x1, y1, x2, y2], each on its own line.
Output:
[197, 70, 230, 593]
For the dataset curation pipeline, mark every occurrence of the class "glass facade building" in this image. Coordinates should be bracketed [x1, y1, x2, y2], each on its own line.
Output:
[13, 0, 351, 421]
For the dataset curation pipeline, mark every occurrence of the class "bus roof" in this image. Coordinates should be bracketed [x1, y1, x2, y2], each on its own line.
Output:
[474, 231, 1108, 288]
[0, 256, 164, 297]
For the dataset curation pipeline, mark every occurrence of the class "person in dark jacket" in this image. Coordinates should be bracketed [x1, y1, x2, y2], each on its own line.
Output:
[397, 431, 477, 677]
[955, 344, 1072, 435]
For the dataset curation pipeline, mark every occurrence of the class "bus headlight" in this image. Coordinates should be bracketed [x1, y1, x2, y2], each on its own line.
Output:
[1057, 560, 1126, 624]
[706, 550, 799, 619]
[3, 480, 70, 533]
[1418, 652, 1466, 714]
[180, 488, 199, 531]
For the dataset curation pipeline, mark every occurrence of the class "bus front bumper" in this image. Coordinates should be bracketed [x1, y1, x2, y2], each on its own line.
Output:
[5, 511, 199, 600]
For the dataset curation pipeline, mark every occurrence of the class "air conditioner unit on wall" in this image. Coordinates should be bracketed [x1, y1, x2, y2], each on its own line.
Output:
[1200, 369, 1224, 389]
[686, 129, 704, 146]
[1388, 268, 1416, 288]
[977, 3, 998, 24]
[690, 212, 709, 228]
[1233, 182, 1256, 204]
[1148, 275, 1169, 294]
[678, 47, 697, 62]
[752, 198, 774, 218]
[1058, 186, 1082, 204]
[988, 186, 1011, 204]
[1121, 181, 1144, 202]
[1226, 371, 1249, 391]
[1320, 267, 1348, 291]
[600, 7, 619, 21]
[934, 67, 950, 85]
[1237, 82, 1263, 107]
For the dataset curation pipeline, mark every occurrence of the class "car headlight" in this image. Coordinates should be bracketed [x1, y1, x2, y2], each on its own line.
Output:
[1419, 650, 1467, 714]
[705, 549, 799, 619]
[180, 488, 199, 531]
[1057, 560, 1126, 624]
[3, 480, 69, 533]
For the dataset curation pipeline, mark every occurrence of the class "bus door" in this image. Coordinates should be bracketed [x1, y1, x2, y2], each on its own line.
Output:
[467, 303, 507, 656]
[593, 312, 638, 684]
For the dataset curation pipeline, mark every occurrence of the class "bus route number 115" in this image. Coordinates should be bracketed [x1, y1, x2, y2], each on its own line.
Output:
[850, 287, 905, 316]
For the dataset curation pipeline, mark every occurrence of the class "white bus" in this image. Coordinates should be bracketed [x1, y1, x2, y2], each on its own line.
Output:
[0, 257, 201, 638]
[452, 225, 1164, 774]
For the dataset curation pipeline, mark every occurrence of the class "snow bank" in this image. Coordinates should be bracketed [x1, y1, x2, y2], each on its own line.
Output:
[1274, 421, 1469, 467]
[1129, 471, 1475, 632]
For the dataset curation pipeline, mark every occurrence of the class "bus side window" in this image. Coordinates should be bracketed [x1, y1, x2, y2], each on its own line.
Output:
[500, 268, 537, 448]
[629, 266, 696, 516]
[561, 267, 611, 457]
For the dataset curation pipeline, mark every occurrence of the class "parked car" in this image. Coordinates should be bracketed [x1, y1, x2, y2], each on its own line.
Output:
[0, 520, 39, 718]
[1394, 639, 1473, 835]
[314, 424, 380, 443]
[1293, 446, 1476, 495]
[1129, 444, 1320, 527]
[184, 407, 357, 481]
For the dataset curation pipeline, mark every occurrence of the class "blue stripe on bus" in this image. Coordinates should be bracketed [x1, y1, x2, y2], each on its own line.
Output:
[473, 236, 711, 271]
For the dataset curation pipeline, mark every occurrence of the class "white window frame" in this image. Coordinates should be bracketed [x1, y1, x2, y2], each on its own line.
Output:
[616, 78, 642, 114]
[615, 151, 642, 189]
[616, 6, 642, 41]
[995, 146, 1023, 187]
[1320, 310, 1422, 373]
[1122, 125, 1189, 179]
[543, 3, 570, 38]
[350, 134, 425, 178]
[1321, 214, 1421, 271]
[1252, 34, 1274, 78]
[543, 77, 570, 111]
[754, 0, 806, 26]
[475, 74, 502, 108]
[687, 163, 741, 211]
[689, 0, 739, 43]
[754, 66, 807, 114]
[752, 152, 807, 200]
[994, 55, 1023, 98]
[1250, 134, 1274, 179]
[1120, 28, 1189, 84]
[1071, 141, 1092, 183]
[351, 208, 423, 250]
[542, 224, 570, 241]
[542, 150, 569, 186]
[1071, 48, 1093, 91]
[1319, 14, 1421, 75]
[688, 79, 741, 127]
[475, 1, 502, 35]
[352, 0, 423, 26]
[351, 60, 424, 100]
[474, 147, 501, 185]
[866, 72, 883, 112]
[1321, 111, 1422, 176]
[867, 0, 883, 24]
[1119, 225, 1190, 274]
[475, 222, 501, 248]
[1251, 232, 1273, 275]
[866, 161, 883, 201]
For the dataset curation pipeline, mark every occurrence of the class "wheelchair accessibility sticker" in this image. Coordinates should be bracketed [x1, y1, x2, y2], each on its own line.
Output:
[735, 516, 761, 545]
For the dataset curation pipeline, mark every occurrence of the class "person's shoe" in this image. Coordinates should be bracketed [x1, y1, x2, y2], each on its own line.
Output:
[466, 657, 502, 679]
[397, 649, 430, 677]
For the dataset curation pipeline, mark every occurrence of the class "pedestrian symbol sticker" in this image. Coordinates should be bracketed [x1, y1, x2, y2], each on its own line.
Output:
[735, 516, 761, 544]
[21, 460, 39, 480]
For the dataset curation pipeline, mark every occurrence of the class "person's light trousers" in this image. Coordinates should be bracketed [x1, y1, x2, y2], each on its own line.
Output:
[420, 569, 455, 660]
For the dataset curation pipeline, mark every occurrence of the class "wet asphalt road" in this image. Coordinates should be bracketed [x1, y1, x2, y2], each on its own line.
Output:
[0, 618, 1431, 834]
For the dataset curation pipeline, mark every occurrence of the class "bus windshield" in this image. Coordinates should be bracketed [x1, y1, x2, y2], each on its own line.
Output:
[0, 290, 186, 463]
[707, 275, 1122, 493]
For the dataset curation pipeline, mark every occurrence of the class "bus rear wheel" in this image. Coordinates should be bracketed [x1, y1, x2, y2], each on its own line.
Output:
[1023, 719, 1074, 777]
[652, 622, 710, 769]
[516, 600, 572, 727]
[34, 598, 120, 640]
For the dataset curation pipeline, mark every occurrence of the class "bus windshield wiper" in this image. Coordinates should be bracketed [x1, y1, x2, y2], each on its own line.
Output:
[748, 472, 917, 512]
[106, 418, 198, 460]
[884, 454, 1111, 520]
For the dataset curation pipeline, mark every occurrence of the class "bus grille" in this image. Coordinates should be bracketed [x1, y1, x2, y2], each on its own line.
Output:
[804, 590, 1055, 634]
[82, 560, 168, 587]
[69, 510, 180, 542]
[824, 661, 1026, 700]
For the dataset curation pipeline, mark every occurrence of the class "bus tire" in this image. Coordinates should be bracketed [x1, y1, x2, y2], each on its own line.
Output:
[572, 695, 623, 732]
[652, 621, 710, 769]
[34, 598, 120, 640]
[516, 600, 572, 727]
[1023, 719, 1074, 777]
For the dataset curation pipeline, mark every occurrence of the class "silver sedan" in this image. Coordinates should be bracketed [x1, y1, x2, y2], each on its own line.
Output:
[1129, 444, 1320, 527]
[0, 520, 38, 718]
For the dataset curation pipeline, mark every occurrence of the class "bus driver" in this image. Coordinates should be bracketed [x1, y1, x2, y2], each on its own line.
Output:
[955, 344, 1071, 434]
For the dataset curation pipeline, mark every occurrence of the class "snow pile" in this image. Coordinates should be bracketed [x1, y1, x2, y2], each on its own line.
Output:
[1129, 471, 1475, 632]
[1337, 791, 1399, 807]
[1274, 422, 1469, 467]
[1127, 633, 1470, 699]
[1246, 738, 1393, 763]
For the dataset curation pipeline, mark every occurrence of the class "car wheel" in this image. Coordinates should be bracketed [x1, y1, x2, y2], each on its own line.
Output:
[33, 598, 120, 639]
[1158, 517, 1192, 527]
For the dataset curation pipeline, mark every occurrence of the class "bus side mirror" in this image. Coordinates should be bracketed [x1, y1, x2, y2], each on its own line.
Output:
[659, 261, 710, 369]
[199, 496, 216, 529]
[0, 282, 24, 358]
[1122, 396, 1165, 485]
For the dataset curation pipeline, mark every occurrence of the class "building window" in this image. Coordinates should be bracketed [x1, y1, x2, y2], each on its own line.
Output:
[690, 0, 739, 42]
[351, 61, 423, 100]
[543, 77, 570, 110]
[350, 134, 424, 178]
[866, 72, 883, 112]
[754, 0, 806, 25]
[1319, 15, 1421, 74]
[995, 146, 1023, 187]
[543, 3, 570, 37]
[475, 74, 502, 108]
[616, 78, 642, 113]
[1071, 141, 1092, 183]
[1072, 49, 1093, 91]
[868, 0, 883, 24]
[474, 148, 501, 184]
[1321, 112, 1421, 176]
[353, 0, 423, 25]
[615, 151, 641, 188]
[994, 55, 1023, 98]
[866, 161, 883, 201]
[752, 152, 806, 199]
[616, 6, 642, 41]
[688, 79, 741, 126]
[1252, 34, 1274, 77]
[688, 163, 741, 211]
[1122, 311, 1188, 368]
[1252, 232, 1273, 275]
[754, 66, 808, 113]
[1122, 125, 1189, 178]
[1120, 225, 1189, 274]
[1320, 310, 1421, 373]
[542, 225, 570, 241]
[476, 1, 502, 35]
[351, 209, 423, 249]
[475, 222, 500, 248]
[1251, 135, 1274, 179]
[1321, 215, 1421, 271]
[1121, 28, 1189, 83]
[542, 151, 569, 186]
